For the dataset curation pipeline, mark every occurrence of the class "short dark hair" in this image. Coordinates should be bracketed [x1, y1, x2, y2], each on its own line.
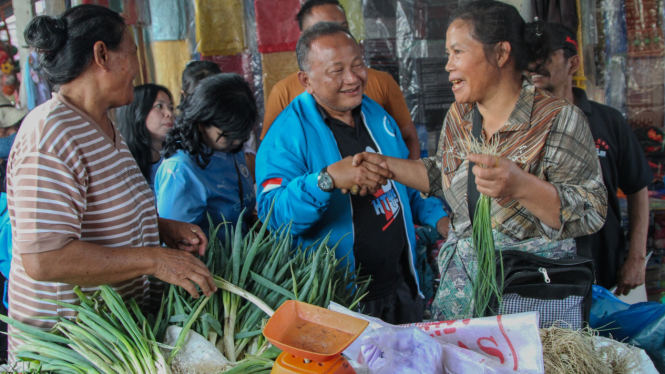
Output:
[116, 84, 172, 184]
[562, 48, 577, 59]
[295, 0, 344, 31]
[180, 60, 222, 106]
[450, 0, 550, 72]
[296, 21, 356, 72]
[24, 5, 126, 85]
[163, 74, 257, 169]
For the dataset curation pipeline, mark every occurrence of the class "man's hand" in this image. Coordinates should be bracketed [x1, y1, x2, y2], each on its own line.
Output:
[352, 152, 392, 172]
[159, 218, 208, 257]
[615, 256, 646, 296]
[327, 156, 392, 196]
[152, 247, 217, 298]
[436, 217, 450, 238]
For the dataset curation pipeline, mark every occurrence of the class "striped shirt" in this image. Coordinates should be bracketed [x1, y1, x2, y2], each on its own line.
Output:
[423, 80, 607, 241]
[6, 94, 160, 358]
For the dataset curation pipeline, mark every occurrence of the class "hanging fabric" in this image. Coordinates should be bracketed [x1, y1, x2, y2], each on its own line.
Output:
[254, 0, 301, 53]
[260, 51, 299, 99]
[195, 0, 245, 56]
[151, 40, 190, 106]
[149, 0, 187, 41]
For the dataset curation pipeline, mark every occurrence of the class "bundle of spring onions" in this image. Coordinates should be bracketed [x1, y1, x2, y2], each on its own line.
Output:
[156, 212, 371, 365]
[463, 132, 503, 317]
[0, 285, 170, 374]
[3, 209, 370, 373]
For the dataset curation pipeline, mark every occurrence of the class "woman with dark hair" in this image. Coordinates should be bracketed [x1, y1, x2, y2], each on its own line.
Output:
[156, 73, 257, 241]
[179, 60, 221, 106]
[180, 60, 258, 181]
[353, 0, 607, 320]
[6, 5, 215, 360]
[116, 84, 174, 191]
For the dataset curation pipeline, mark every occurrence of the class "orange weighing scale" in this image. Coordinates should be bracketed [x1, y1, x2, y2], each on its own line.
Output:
[263, 300, 369, 374]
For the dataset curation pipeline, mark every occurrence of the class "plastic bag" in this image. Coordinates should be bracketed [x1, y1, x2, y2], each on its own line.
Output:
[329, 303, 542, 374]
[360, 326, 445, 374]
[590, 285, 665, 372]
[163, 326, 230, 374]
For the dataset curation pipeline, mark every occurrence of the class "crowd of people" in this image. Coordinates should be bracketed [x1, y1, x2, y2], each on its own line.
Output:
[0, 0, 652, 363]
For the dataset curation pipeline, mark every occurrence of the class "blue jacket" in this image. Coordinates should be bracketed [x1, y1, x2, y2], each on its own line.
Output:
[256, 93, 447, 295]
[155, 150, 256, 241]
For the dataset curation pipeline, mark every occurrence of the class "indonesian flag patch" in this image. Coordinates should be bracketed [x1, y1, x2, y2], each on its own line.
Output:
[261, 178, 283, 193]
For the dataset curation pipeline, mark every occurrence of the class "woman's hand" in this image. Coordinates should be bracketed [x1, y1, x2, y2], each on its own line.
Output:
[159, 217, 208, 257]
[152, 247, 217, 298]
[467, 154, 526, 200]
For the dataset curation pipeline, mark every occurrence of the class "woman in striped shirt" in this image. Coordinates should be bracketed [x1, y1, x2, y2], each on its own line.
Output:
[351, 0, 607, 320]
[6, 5, 216, 360]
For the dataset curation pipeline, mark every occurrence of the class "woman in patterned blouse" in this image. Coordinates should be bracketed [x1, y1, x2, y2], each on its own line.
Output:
[352, 0, 607, 320]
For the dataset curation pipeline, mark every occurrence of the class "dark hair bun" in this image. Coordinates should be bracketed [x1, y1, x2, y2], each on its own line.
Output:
[523, 18, 550, 66]
[25, 16, 67, 60]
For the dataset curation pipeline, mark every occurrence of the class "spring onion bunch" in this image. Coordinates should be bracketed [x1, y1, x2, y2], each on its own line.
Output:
[0, 285, 170, 374]
[463, 132, 504, 317]
[155, 210, 371, 365]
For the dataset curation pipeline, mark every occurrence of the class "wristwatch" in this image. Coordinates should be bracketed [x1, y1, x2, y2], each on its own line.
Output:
[317, 167, 334, 192]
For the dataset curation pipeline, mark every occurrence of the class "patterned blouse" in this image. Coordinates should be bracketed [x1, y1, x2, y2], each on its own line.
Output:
[423, 80, 607, 241]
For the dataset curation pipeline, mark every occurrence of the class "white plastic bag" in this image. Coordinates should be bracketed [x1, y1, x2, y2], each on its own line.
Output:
[163, 326, 232, 374]
[360, 326, 445, 374]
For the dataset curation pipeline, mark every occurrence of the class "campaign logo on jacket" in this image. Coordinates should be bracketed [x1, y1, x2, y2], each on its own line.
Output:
[365, 146, 401, 231]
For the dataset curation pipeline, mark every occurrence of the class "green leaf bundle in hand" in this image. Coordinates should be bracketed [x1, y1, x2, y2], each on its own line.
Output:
[463, 132, 504, 318]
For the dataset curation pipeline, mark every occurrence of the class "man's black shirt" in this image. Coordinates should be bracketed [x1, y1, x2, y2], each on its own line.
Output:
[316, 103, 410, 300]
[573, 88, 653, 289]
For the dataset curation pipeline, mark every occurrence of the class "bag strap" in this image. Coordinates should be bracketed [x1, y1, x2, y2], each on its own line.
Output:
[467, 106, 483, 224]
[232, 155, 244, 212]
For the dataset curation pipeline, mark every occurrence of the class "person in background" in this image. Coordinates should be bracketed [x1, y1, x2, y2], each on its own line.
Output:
[7, 5, 216, 362]
[181, 60, 258, 181]
[156, 73, 257, 241]
[261, 0, 422, 160]
[352, 1, 607, 320]
[529, 23, 652, 295]
[257, 22, 449, 324]
[116, 84, 174, 192]
[0, 95, 25, 364]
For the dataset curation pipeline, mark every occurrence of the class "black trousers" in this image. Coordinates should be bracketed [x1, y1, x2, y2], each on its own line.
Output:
[359, 280, 423, 325]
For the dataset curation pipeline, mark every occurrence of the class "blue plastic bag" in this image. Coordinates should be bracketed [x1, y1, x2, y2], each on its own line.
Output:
[590, 285, 665, 372]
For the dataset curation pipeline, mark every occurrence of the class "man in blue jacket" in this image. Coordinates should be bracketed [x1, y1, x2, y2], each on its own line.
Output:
[256, 22, 449, 324]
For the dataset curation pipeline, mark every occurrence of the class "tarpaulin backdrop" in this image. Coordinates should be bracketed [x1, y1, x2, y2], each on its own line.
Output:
[195, 0, 246, 56]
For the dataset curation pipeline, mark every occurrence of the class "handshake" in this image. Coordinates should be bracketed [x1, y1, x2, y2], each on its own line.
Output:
[326, 152, 393, 196]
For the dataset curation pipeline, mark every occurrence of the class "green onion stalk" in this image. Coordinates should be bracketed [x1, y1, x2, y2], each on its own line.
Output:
[464, 133, 504, 317]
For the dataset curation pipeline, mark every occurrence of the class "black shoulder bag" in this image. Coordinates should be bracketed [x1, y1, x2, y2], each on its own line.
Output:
[468, 107, 594, 329]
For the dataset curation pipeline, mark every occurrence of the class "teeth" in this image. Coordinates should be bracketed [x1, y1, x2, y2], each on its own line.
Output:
[452, 80, 462, 84]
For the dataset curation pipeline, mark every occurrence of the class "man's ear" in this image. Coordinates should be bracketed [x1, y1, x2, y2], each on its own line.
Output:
[298, 71, 314, 94]
[569, 55, 581, 76]
[92, 41, 111, 72]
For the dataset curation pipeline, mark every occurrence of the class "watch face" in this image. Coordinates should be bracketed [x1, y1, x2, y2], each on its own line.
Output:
[318, 172, 334, 192]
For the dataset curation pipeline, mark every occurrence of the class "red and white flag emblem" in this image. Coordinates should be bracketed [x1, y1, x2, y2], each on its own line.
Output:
[261, 178, 283, 193]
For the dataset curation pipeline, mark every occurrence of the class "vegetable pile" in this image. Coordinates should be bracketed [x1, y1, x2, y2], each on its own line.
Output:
[3, 211, 371, 373]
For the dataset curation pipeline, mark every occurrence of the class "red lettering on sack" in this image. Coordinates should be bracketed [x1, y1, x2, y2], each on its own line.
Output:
[477, 336, 505, 364]
[458, 341, 469, 349]
[497, 315, 519, 371]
